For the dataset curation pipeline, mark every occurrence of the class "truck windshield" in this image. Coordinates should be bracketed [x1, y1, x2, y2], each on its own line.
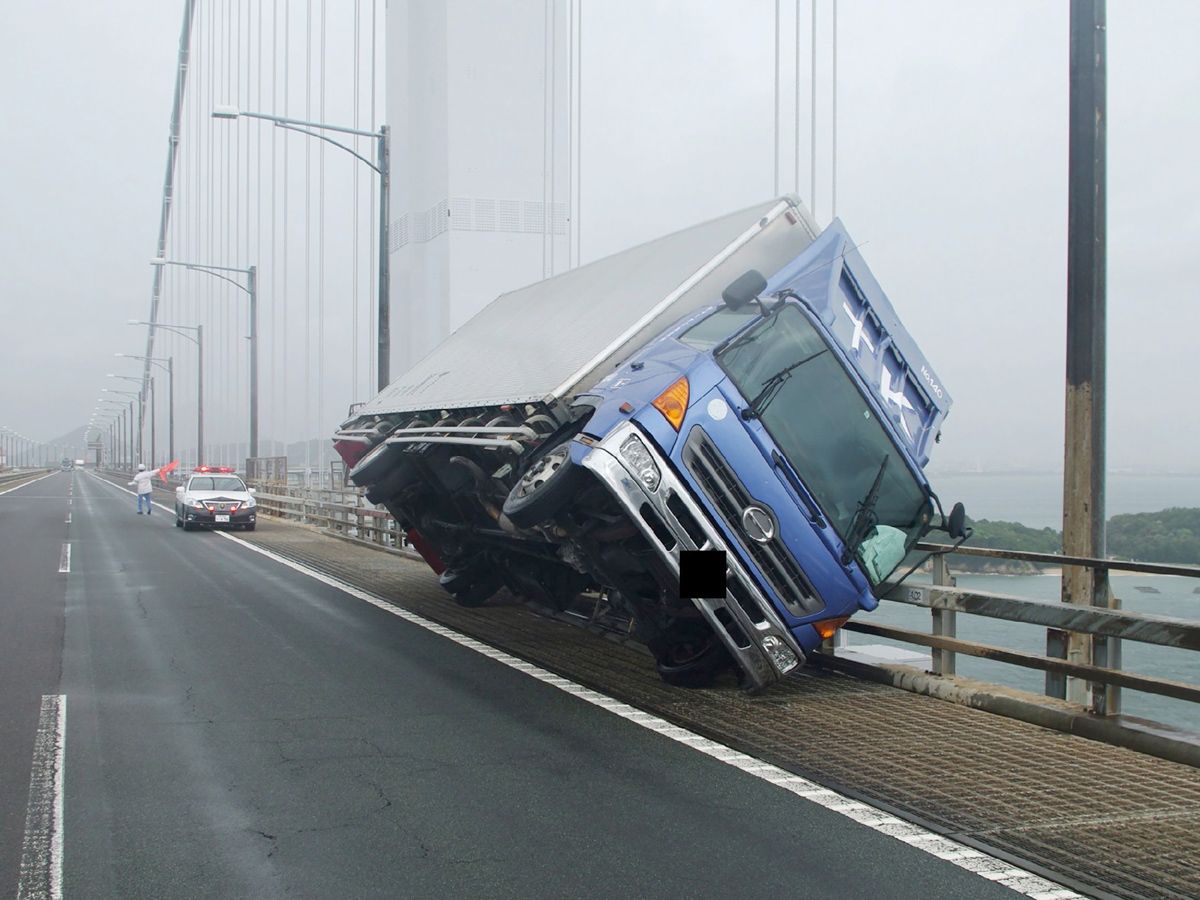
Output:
[716, 304, 932, 584]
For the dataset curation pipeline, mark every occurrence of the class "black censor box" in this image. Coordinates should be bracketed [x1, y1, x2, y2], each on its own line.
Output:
[678, 550, 727, 599]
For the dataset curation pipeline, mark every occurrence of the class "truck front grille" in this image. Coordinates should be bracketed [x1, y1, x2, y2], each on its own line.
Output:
[682, 427, 825, 616]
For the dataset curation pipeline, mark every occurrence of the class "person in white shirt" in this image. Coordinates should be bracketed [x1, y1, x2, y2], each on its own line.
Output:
[128, 464, 160, 514]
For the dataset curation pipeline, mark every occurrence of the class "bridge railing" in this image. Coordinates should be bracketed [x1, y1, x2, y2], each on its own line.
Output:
[865, 546, 1200, 716]
[247, 484, 410, 552]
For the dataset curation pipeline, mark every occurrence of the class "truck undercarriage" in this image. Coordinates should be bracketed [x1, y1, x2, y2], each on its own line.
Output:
[341, 402, 736, 688]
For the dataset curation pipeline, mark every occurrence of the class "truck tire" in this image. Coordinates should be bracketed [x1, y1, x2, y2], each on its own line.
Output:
[349, 440, 403, 487]
[502, 441, 584, 529]
[438, 568, 502, 608]
[651, 632, 731, 689]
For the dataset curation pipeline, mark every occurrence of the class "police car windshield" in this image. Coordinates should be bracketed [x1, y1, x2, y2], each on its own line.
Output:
[190, 476, 246, 492]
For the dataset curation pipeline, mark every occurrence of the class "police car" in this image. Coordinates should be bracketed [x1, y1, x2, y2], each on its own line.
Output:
[174, 466, 258, 531]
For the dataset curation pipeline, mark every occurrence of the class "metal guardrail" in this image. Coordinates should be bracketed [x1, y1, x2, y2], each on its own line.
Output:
[0, 468, 53, 487]
[865, 546, 1200, 717]
[248, 484, 410, 552]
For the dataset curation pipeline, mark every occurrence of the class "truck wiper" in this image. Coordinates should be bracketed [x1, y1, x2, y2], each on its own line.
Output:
[741, 348, 828, 420]
[714, 304, 783, 356]
[841, 454, 889, 565]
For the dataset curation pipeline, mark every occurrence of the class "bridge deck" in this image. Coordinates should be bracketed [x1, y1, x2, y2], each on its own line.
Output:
[206, 505, 1200, 900]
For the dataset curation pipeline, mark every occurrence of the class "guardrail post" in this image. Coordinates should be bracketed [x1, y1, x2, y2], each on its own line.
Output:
[1091, 584, 1122, 716]
[931, 555, 956, 676]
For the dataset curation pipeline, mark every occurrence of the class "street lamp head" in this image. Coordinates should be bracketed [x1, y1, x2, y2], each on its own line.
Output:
[128, 319, 142, 325]
[212, 105, 240, 119]
[150, 258, 166, 266]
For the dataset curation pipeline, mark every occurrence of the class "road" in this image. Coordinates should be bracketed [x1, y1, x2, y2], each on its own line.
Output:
[0, 469, 1036, 899]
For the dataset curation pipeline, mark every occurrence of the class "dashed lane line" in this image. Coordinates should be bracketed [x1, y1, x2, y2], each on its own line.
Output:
[16, 695, 66, 900]
[57, 545, 70, 574]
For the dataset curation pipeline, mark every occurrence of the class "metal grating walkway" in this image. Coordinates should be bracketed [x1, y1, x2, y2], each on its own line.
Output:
[228, 514, 1200, 900]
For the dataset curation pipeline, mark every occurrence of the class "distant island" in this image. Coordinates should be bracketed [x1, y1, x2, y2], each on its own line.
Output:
[946, 508, 1200, 574]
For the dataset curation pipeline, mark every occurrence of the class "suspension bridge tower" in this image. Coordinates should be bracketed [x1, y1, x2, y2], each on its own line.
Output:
[387, 0, 573, 377]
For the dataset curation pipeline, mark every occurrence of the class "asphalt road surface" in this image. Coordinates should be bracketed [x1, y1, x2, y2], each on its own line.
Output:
[0, 470, 1037, 899]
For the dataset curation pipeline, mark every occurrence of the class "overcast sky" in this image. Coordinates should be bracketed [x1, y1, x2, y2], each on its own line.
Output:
[2, 1, 1197, 474]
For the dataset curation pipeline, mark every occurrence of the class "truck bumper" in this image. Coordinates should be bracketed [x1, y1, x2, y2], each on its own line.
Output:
[579, 422, 805, 691]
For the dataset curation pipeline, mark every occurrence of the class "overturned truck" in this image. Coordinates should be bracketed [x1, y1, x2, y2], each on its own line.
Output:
[334, 196, 967, 691]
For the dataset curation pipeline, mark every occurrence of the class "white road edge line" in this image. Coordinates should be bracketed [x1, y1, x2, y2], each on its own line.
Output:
[0, 472, 57, 498]
[57, 545, 70, 574]
[217, 532, 1089, 900]
[17, 694, 66, 900]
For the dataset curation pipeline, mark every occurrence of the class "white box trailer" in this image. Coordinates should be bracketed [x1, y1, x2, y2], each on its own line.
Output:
[341, 196, 819, 431]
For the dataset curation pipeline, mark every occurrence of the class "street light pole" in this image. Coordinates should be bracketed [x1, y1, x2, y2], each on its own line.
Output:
[150, 376, 156, 467]
[103, 387, 142, 466]
[150, 260, 257, 458]
[131, 320, 202, 466]
[117, 354, 174, 464]
[213, 106, 390, 390]
[107, 376, 145, 464]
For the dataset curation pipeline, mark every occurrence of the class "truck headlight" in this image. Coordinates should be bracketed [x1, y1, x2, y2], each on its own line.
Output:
[761, 635, 799, 673]
[619, 434, 661, 491]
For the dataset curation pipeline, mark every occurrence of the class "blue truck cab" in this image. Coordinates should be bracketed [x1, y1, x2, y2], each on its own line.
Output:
[570, 220, 953, 688]
[335, 197, 962, 693]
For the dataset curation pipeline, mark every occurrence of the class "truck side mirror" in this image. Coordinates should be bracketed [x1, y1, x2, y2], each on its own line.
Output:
[722, 270, 768, 311]
[947, 502, 967, 540]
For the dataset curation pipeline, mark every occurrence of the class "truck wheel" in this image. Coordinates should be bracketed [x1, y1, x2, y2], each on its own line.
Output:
[349, 439, 403, 487]
[502, 441, 584, 529]
[438, 568, 502, 608]
[652, 633, 730, 688]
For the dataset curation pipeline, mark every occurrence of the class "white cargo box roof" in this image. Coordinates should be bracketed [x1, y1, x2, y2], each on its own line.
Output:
[353, 195, 819, 420]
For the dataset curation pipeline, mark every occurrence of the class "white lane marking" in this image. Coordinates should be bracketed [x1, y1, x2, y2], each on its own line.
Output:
[218, 533, 1088, 900]
[57, 545, 70, 574]
[0, 472, 57, 498]
[17, 694, 66, 900]
[65, 514, 71, 525]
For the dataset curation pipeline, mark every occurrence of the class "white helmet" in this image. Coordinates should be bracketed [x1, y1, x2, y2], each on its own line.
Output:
[138, 464, 147, 471]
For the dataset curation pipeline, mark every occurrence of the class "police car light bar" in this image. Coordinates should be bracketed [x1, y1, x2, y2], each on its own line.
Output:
[194, 465, 236, 473]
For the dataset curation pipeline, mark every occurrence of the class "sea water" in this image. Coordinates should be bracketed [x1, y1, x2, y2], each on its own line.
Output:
[929, 472, 1200, 530]
[856, 473, 1200, 732]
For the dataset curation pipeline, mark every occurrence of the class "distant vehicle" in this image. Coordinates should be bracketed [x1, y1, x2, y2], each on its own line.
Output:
[60, 458, 72, 471]
[74, 459, 85, 468]
[174, 466, 258, 531]
[334, 196, 969, 692]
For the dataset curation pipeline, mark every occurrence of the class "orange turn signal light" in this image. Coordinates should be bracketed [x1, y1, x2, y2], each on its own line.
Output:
[651, 376, 689, 431]
[813, 616, 850, 639]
